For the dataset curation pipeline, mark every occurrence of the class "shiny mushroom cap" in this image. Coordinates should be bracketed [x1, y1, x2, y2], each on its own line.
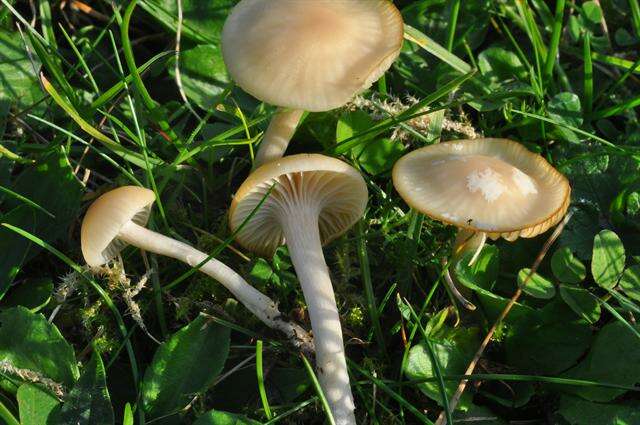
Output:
[81, 186, 155, 267]
[221, 0, 404, 112]
[229, 154, 368, 257]
[393, 139, 571, 241]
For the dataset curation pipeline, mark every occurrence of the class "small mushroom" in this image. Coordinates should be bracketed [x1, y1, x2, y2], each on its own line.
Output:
[229, 154, 368, 425]
[81, 186, 312, 350]
[393, 139, 571, 309]
[221, 0, 404, 168]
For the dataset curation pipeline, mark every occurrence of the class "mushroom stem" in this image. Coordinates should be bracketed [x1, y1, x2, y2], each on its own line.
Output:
[467, 232, 487, 267]
[443, 261, 476, 311]
[254, 108, 304, 168]
[117, 221, 313, 351]
[280, 208, 356, 425]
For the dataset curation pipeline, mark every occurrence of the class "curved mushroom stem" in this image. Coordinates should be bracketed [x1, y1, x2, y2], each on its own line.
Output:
[453, 230, 487, 267]
[442, 260, 476, 311]
[467, 233, 487, 266]
[442, 229, 489, 311]
[118, 221, 313, 352]
[254, 108, 304, 169]
[281, 208, 356, 425]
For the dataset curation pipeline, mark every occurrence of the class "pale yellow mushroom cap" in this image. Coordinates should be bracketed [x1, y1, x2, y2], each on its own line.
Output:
[221, 0, 404, 112]
[229, 154, 368, 257]
[393, 139, 571, 241]
[81, 186, 155, 267]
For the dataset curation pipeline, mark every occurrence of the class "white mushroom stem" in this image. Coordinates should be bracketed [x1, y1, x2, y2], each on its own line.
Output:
[442, 261, 476, 311]
[254, 108, 304, 168]
[117, 220, 312, 351]
[453, 229, 487, 267]
[467, 232, 487, 266]
[280, 207, 356, 425]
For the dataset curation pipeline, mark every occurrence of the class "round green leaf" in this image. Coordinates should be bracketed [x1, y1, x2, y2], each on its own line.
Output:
[558, 395, 640, 425]
[551, 247, 586, 284]
[477, 46, 527, 83]
[563, 321, 640, 402]
[581, 1, 603, 27]
[548, 92, 583, 127]
[505, 300, 592, 374]
[619, 265, 640, 302]
[559, 285, 601, 324]
[591, 230, 626, 289]
[517, 268, 556, 299]
[405, 328, 479, 411]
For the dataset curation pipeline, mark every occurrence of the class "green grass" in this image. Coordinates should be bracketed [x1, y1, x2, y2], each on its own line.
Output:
[0, 1, 639, 424]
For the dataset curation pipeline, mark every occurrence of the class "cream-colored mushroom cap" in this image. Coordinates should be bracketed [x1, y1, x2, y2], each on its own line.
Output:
[229, 154, 368, 257]
[393, 139, 571, 241]
[81, 186, 155, 267]
[221, 0, 404, 112]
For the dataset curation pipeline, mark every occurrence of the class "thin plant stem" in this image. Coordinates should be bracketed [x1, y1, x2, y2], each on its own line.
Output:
[356, 220, 386, 354]
[544, 0, 566, 82]
[0, 400, 19, 425]
[445, 0, 461, 52]
[300, 354, 336, 425]
[256, 340, 273, 419]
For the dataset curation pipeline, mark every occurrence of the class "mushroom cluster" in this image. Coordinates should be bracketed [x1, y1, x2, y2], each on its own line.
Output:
[78, 4, 573, 425]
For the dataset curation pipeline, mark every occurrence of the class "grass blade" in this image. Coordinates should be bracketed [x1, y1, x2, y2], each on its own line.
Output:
[121, 0, 179, 144]
[349, 359, 434, 424]
[404, 24, 472, 74]
[629, 0, 640, 39]
[356, 220, 386, 354]
[256, 340, 273, 420]
[404, 298, 453, 425]
[40, 74, 158, 169]
[583, 32, 593, 118]
[543, 0, 566, 82]
[445, 0, 461, 52]
[300, 354, 336, 425]
[0, 185, 55, 218]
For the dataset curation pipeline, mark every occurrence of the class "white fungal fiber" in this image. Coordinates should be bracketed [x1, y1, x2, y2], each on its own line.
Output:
[466, 167, 507, 202]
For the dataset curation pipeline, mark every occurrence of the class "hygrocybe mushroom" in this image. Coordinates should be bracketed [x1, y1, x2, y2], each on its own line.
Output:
[81, 186, 311, 349]
[393, 138, 571, 308]
[229, 154, 368, 425]
[221, 0, 404, 168]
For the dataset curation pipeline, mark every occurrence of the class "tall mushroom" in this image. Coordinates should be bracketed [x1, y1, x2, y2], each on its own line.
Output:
[229, 154, 368, 425]
[221, 0, 404, 168]
[81, 186, 312, 350]
[392, 138, 571, 309]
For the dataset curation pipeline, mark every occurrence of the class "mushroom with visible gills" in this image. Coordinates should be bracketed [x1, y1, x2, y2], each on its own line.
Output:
[229, 154, 368, 425]
[221, 0, 404, 168]
[392, 138, 571, 309]
[81, 186, 312, 350]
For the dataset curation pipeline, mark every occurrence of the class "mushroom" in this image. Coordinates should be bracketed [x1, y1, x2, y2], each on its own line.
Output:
[229, 154, 368, 425]
[392, 138, 571, 309]
[221, 0, 404, 168]
[81, 186, 312, 350]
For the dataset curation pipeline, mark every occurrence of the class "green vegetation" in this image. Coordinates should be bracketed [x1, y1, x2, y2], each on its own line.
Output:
[0, 1, 639, 424]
